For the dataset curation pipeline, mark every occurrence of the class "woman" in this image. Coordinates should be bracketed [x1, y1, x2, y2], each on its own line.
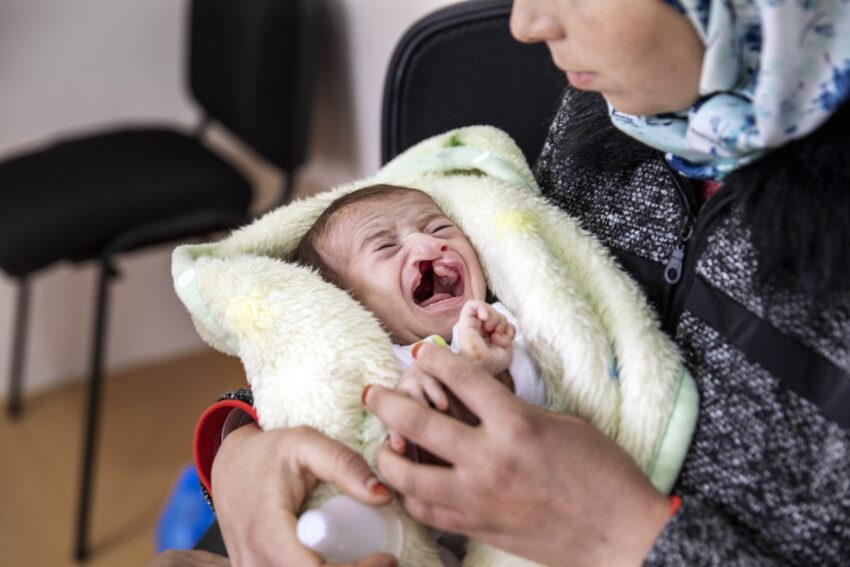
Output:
[173, 1, 850, 565]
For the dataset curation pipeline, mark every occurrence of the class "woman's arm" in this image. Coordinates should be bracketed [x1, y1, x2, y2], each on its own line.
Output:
[365, 342, 672, 566]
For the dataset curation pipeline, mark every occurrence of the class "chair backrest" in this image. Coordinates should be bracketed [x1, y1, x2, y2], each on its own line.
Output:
[382, 0, 567, 165]
[188, 0, 317, 171]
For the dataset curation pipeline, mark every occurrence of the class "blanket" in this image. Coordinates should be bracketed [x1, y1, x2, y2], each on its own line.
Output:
[172, 126, 698, 566]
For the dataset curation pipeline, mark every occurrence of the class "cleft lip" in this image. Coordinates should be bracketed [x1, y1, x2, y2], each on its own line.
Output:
[409, 260, 429, 305]
[409, 258, 466, 308]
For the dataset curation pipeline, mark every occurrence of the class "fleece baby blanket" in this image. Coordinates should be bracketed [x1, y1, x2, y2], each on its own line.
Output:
[172, 126, 698, 567]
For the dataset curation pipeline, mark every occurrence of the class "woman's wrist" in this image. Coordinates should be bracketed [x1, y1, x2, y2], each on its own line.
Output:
[590, 481, 673, 567]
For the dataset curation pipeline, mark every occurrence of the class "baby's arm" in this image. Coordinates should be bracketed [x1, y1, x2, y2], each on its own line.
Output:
[394, 363, 449, 412]
[456, 300, 515, 375]
[389, 363, 449, 453]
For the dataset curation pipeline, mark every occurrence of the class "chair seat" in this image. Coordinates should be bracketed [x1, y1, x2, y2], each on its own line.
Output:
[0, 127, 251, 277]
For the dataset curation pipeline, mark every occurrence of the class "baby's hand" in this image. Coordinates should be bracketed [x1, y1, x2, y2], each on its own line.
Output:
[457, 300, 515, 375]
[388, 363, 449, 454]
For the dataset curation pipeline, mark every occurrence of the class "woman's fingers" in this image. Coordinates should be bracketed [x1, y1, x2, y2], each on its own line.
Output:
[411, 343, 517, 418]
[289, 426, 394, 505]
[375, 444, 464, 509]
[400, 495, 474, 535]
[364, 385, 476, 463]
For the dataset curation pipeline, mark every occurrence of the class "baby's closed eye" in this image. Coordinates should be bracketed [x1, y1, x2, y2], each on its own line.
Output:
[429, 224, 453, 234]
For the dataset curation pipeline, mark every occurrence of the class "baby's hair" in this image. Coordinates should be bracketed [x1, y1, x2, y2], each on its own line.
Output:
[290, 184, 424, 287]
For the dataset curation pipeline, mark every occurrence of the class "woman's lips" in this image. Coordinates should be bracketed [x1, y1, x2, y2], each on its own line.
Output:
[566, 71, 597, 88]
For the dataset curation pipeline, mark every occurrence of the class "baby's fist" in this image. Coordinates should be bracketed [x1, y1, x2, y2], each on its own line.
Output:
[456, 300, 515, 375]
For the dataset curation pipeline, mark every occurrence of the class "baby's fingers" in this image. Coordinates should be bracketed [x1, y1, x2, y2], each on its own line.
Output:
[387, 429, 406, 454]
[422, 378, 449, 412]
[483, 309, 508, 334]
[462, 300, 490, 323]
[490, 321, 516, 348]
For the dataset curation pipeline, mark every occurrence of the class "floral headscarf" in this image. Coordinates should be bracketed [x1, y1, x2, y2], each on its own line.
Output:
[610, 0, 850, 180]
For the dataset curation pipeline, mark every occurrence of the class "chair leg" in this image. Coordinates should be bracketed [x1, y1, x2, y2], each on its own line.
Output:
[74, 259, 116, 562]
[275, 169, 297, 209]
[7, 277, 30, 419]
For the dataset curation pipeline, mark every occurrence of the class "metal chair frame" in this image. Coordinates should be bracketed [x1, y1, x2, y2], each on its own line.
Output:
[4, 0, 317, 559]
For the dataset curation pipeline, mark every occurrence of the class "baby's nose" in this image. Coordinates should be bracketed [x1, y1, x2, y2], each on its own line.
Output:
[408, 233, 448, 258]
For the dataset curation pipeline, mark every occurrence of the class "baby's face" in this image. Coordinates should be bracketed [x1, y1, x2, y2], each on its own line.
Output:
[331, 190, 486, 344]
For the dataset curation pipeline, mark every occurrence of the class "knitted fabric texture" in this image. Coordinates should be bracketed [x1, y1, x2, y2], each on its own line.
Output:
[536, 87, 850, 565]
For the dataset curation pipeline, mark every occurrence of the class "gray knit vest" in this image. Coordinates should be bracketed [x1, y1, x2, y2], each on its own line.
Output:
[534, 88, 850, 566]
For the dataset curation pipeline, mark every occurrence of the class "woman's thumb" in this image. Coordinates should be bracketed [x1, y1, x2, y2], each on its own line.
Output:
[296, 428, 394, 505]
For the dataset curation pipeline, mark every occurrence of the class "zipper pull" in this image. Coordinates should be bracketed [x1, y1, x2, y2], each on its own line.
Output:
[664, 216, 694, 285]
[664, 245, 685, 284]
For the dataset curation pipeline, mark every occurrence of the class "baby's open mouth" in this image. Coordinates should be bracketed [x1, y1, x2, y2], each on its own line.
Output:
[412, 260, 465, 307]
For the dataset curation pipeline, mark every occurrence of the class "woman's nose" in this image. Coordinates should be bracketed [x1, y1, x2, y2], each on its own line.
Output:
[510, 0, 561, 44]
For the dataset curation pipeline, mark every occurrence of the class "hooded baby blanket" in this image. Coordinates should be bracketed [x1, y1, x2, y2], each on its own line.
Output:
[172, 126, 698, 567]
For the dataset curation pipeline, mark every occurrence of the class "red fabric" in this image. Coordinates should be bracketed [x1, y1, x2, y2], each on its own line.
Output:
[670, 495, 683, 517]
[701, 180, 724, 206]
[194, 399, 258, 495]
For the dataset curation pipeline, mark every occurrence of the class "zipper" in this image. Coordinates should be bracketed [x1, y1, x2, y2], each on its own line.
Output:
[659, 155, 697, 331]
[658, 154, 738, 332]
[663, 215, 694, 285]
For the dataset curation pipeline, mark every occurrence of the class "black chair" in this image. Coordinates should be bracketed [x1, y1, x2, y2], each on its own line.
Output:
[194, 0, 563, 556]
[382, 0, 566, 164]
[0, 0, 316, 561]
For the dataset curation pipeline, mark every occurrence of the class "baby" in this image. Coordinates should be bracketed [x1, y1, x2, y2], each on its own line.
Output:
[291, 184, 546, 452]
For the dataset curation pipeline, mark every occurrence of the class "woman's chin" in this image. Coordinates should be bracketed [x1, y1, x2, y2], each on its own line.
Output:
[607, 92, 699, 116]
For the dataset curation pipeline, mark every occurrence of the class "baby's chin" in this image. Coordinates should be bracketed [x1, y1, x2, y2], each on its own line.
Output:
[426, 313, 459, 344]
[392, 314, 457, 345]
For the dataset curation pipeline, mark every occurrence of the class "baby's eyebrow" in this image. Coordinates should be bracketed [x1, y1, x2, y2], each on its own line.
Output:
[358, 227, 395, 251]
[420, 212, 448, 225]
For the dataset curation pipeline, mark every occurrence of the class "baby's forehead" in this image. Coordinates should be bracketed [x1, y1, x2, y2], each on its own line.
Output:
[335, 190, 443, 232]
[320, 189, 442, 262]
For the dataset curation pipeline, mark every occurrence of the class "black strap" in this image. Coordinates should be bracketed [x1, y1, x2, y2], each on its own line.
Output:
[614, 248, 850, 428]
[686, 277, 850, 428]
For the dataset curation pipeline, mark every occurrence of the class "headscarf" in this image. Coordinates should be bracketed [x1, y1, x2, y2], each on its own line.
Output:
[610, 0, 850, 180]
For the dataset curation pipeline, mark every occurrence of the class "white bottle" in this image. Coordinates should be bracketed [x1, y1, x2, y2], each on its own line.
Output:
[296, 495, 403, 563]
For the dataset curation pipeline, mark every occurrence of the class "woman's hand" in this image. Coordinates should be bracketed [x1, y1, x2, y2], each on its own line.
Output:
[211, 423, 398, 567]
[364, 343, 672, 567]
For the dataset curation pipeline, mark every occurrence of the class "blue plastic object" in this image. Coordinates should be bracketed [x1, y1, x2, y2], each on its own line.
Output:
[156, 464, 215, 553]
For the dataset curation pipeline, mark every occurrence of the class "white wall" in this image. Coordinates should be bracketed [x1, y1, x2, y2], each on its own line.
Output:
[0, 0, 460, 400]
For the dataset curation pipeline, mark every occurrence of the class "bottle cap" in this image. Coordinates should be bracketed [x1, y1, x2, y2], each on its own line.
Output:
[296, 495, 403, 563]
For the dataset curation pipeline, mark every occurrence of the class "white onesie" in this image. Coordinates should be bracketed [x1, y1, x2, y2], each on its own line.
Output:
[391, 302, 547, 408]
